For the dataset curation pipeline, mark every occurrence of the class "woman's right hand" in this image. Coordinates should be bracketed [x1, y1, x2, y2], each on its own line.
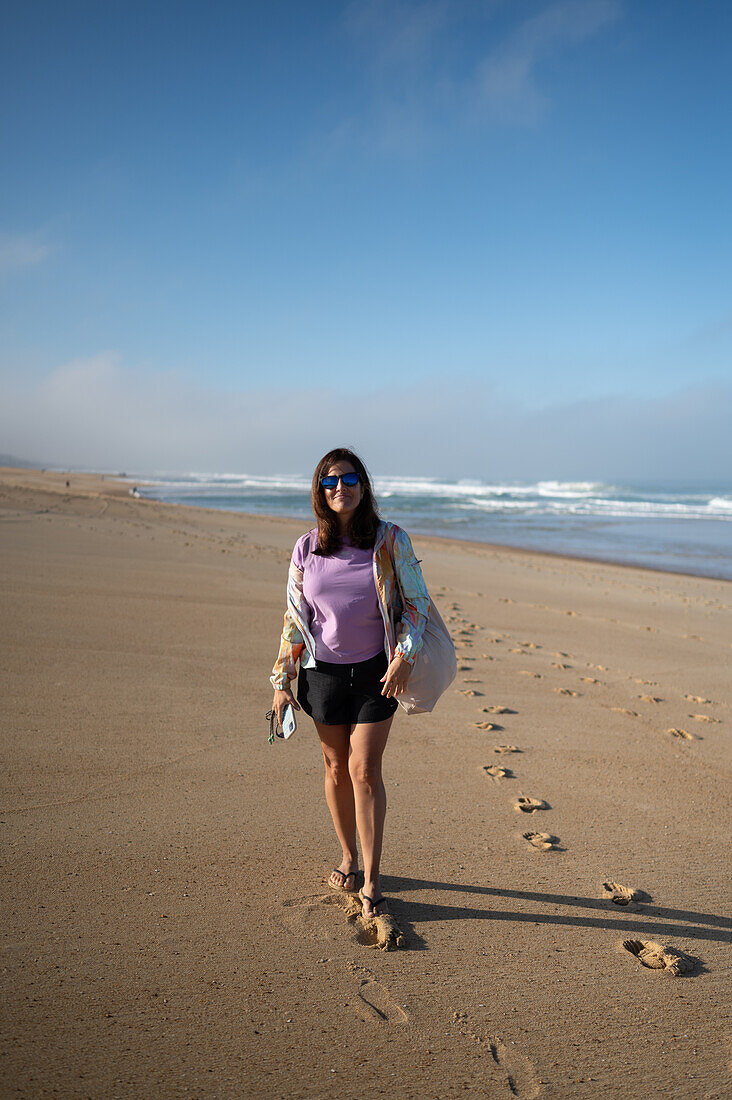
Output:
[272, 686, 300, 725]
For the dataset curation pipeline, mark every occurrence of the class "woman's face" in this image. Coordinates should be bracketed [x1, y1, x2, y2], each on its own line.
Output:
[323, 459, 362, 521]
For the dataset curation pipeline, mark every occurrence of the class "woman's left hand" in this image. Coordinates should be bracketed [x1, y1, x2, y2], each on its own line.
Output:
[380, 654, 412, 698]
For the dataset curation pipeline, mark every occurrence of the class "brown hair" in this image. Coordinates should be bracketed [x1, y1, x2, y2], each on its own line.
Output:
[311, 447, 380, 555]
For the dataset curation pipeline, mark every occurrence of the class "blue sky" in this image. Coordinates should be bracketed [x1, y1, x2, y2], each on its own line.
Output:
[1, 0, 730, 478]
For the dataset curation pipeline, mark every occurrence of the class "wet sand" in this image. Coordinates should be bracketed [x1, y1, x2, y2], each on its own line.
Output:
[1, 468, 730, 1098]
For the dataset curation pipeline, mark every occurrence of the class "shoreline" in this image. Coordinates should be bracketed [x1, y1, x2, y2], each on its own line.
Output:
[4, 466, 729, 585]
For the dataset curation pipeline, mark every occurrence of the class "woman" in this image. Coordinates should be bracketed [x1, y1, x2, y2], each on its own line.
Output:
[270, 447, 430, 919]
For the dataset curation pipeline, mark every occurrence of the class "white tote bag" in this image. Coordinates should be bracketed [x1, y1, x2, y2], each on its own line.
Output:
[388, 552, 457, 716]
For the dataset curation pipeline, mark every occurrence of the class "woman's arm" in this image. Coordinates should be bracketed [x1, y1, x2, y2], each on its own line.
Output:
[270, 591, 305, 721]
[380, 526, 431, 697]
[270, 543, 308, 693]
[390, 526, 431, 664]
[270, 608, 305, 690]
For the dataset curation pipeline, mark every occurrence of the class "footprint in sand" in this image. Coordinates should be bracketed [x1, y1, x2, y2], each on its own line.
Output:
[622, 940, 693, 975]
[484, 706, 517, 714]
[355, 978, 409, 1024]
[509, 647, 524, 654]
[452, 1018, 540, 1099]
[474, 721, 503, 731]
[518, 671, 542, 678]
[494, 745, 520, 754]
[341, 895, 406, 951]
[689, 713, 718, 723]
[523, 831, 559, 851]
[514, 796, 547, 814]
[463, 678, 483, 684]
[487, 1038, 541, 1099]
[552, 662, 571, 670]
[553, 651, 572, 659]
[459, 689, 483, 697]
[483, 765, 512, 780]
[602, 881, 641, 906]
[667, 727, 695, 740]
[684, 694, 711, 704]
[554, 687, 581, 696]
[580, 677, 601, 684]
[612, 707, 639, 717]
[279, 894, 349, 940]
[638, 695, 663, 703]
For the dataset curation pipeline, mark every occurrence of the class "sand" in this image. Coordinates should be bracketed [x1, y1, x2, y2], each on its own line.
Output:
[1, 467, 730, 1099]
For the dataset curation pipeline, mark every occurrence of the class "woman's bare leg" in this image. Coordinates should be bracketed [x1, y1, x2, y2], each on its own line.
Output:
[314, 721, 359, 887]
[348, 716, 394, 915]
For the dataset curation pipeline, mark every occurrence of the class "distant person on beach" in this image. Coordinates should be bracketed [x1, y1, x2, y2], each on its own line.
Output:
[270, 448, 430, 919]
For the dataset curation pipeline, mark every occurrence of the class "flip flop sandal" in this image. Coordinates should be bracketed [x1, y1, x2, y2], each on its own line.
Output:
[359, 888, 389, 917]
[328, 868, 361, 893]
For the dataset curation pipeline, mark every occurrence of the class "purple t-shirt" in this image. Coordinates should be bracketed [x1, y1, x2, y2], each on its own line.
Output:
[292, 531, 385, 664]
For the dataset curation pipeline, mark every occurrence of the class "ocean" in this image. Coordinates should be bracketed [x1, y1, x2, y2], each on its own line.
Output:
[123, 472, 732, 581]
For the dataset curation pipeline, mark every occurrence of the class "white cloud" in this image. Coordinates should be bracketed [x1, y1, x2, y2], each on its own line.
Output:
[1, 352, 729, 483]
[0, 231, 52, 277]
[474, 0, 621, 124]
[343, 0, 450, 74]
[335, 0, 622, 151]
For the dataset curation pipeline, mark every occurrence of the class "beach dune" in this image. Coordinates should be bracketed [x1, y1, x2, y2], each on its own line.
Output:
[1, 469, 730, 1098]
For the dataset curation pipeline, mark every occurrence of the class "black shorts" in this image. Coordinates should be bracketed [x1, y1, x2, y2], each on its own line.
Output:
[297, 651, 399, 726]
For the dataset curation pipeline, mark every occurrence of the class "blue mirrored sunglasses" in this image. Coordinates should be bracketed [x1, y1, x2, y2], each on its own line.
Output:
[321, 472, 360, 489]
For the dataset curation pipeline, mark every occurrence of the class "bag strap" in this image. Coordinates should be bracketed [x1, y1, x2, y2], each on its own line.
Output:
[383, 524, 404, 605]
